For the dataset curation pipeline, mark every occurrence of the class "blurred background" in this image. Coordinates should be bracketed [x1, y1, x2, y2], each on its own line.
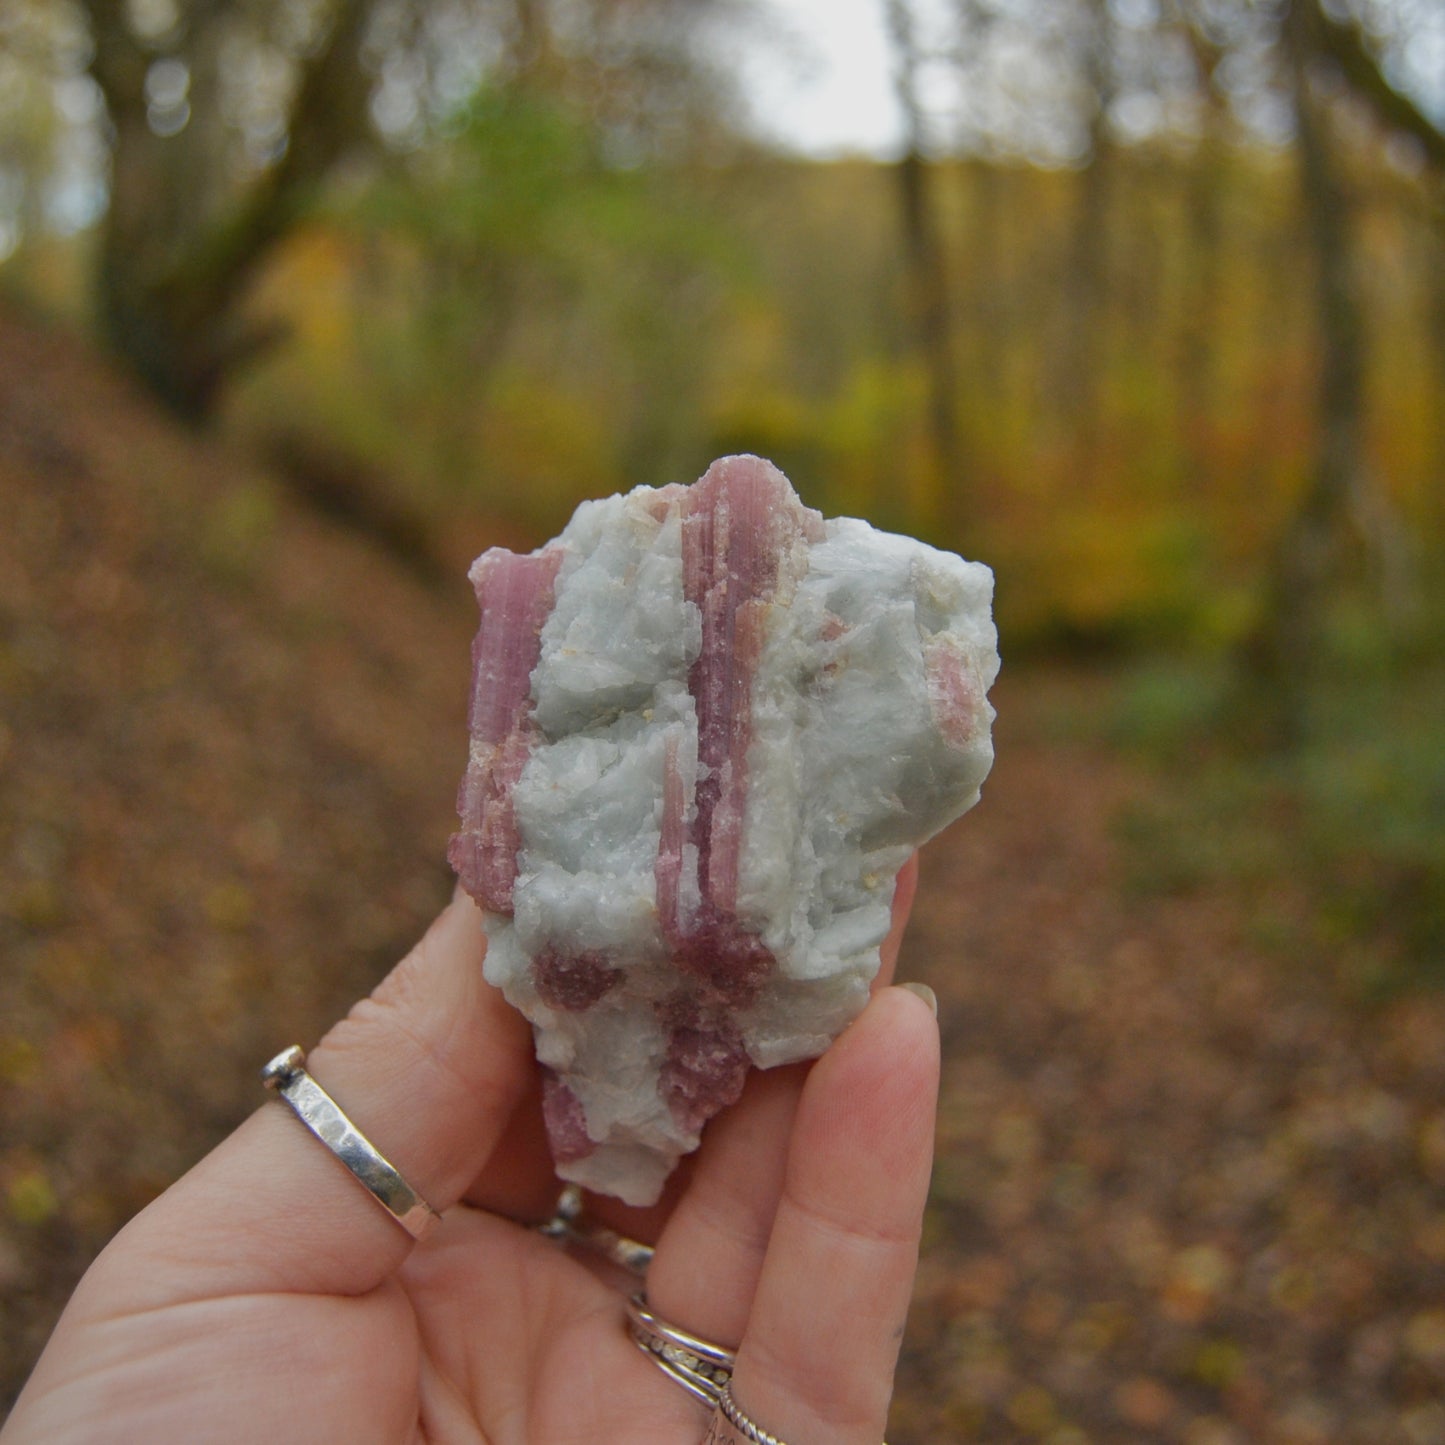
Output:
[1, 0, 1443, 1438]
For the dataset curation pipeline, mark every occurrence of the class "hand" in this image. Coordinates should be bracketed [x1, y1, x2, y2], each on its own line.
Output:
[3, 858, 938, 1444]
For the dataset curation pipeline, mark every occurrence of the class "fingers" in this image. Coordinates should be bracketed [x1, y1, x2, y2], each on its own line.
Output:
[459, 1072, 560, 1223]
[80, 890, 536, 1308]
[308, 888, 533, 1212]
[87, 847, 921, 1329]
[461, 855, 922, 1245]
[647, 1062, 808, 1343]
[729, 985, 940, 1445]
[642, 855, 922, 1346]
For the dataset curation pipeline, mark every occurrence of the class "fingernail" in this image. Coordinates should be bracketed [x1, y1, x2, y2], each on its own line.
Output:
[899, 981, 937, 1016]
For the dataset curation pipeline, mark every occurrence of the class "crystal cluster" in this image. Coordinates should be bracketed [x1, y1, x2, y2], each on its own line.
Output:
[450, 456, 998, 1204]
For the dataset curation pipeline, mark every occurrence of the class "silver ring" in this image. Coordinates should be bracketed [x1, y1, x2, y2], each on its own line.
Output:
[261, 1045, 442, 1242]
[705, 1380, 890, 1445]
[711, 1381, 788, 1445]
[627, 1293, 736, 1405]
[540, 1184, 655, 1276]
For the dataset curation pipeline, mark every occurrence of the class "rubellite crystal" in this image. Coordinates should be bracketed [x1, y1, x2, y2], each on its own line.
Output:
[450, 456, 998, 1204]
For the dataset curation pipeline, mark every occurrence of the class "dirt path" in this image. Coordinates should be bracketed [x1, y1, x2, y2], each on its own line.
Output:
[892, 670, 1445, 1444]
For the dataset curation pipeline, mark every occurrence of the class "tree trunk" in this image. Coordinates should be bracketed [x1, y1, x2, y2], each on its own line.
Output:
[82, 0, 371, 421]
[1174, 18, 1229, 495]
[1176, 133, 1225, 479]
[885, 0, 965, 539]
[951, 0, 1002, 416]
[965, 158, 1005, 403]
[1049, 0, 1114, 458]
[1422, 191, 1445, 553]
[1242, 0, 1369, 736]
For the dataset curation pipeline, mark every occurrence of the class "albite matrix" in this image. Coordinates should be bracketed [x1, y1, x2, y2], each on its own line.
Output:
[450, 455, 998, 1204]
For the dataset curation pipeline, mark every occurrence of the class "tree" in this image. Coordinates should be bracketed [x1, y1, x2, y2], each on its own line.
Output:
[73, 0, 740, 422]
[81, 0, 374, 419]
[884, 0, 964, 537]
[1049, 0, 1116, 449]
[1170, 3, 1231, 489]
[1243, 0, 1443, 730]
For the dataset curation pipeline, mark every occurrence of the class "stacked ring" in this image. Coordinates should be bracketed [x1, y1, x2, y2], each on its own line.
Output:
[626, 1293, 736, 1405]
[710, 1380, 789, 1445]
[706, 1381, 891, 1445]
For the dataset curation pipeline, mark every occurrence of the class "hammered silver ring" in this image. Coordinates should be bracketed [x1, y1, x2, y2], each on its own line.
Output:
[261, 1045, 441, 1242]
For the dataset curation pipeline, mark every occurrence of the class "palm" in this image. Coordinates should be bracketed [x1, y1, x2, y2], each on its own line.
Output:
[242, 1210, 699, 1441]
[399, 1193, 706, 1439]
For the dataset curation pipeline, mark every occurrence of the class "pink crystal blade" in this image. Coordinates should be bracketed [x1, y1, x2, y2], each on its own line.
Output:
[657, 457, 823, 1007]
[447, 546, 562, 912]
[924, 638, 984, 750]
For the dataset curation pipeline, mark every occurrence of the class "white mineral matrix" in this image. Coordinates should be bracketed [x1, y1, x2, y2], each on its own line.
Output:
[450, 455, 998, 1204]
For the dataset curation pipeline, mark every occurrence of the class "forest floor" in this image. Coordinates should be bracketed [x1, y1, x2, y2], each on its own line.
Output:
[1, 301, 1443, 1441]
[895, 673, 1445, 1445]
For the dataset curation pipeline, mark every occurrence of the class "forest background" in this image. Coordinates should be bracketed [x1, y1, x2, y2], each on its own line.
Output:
[2, 0, 1444, 1439]
[5, 0, 1445, 946]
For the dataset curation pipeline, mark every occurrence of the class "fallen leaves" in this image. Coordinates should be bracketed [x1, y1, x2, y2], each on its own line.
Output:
[896, 670, 1445, 1443]
[3, 310, 1443, 1441]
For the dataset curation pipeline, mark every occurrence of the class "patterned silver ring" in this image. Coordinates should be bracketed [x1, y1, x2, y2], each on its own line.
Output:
[626, 1293, 736, 1404]
[261, 1045, 441, 1242]
[709, 1381, 788, 1445]
[704, 1379, 891, 1445]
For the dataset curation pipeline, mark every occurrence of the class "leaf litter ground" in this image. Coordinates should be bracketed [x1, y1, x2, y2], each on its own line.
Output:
[0, 307, 1442, 1441]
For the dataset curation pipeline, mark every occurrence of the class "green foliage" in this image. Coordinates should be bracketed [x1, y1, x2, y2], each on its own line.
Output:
[1293, 648, 1445, 983]
[1108, 619, 1445, 991]
[230, 82, 755, 536]
[1106, 654, 1234, 760]
[211, 122, 1445, 659]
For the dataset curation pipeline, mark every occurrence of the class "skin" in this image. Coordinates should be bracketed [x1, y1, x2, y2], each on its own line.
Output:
[3, 856, 937, 1444]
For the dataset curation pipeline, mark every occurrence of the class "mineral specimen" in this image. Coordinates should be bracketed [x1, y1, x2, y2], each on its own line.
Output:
[450, 455, 997, 1204]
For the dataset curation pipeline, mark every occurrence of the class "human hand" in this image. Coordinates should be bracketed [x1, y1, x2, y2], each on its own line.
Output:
[2, 856, 938, 1444]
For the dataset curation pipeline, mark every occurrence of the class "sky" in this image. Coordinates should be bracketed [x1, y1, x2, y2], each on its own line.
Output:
[730, 0, 907, 159]
[731, 0, 1445, 161]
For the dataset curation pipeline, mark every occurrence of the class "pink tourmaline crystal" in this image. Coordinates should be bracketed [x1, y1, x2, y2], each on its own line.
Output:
[452, 456, 998, 1204]
[448, 548, 562, 911]
[657, 995, 752, 1137]
[658, 459, 825, 1006]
